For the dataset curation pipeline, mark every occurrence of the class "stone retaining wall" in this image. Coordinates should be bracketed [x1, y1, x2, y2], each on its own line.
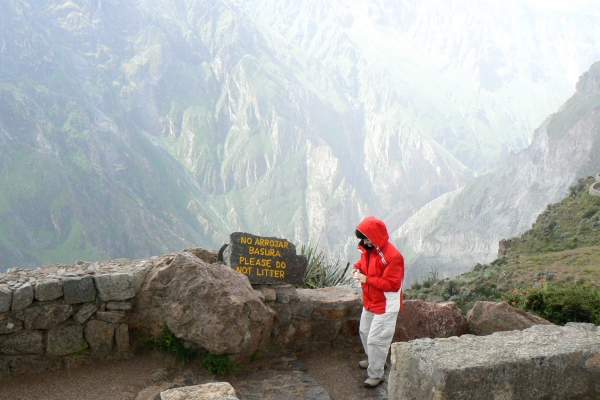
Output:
[388, 324, 600, 400]
[0, 259, 152, 378]
[589, 181, 600, 197]
[0, 248, 468, 379]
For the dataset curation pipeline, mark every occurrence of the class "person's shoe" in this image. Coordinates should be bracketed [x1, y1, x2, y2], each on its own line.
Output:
[358, 360, 369, 369]
[364, 377, 383, 388]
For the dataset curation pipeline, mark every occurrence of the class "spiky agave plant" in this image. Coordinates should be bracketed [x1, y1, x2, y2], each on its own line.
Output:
[298, 243, 353, 288]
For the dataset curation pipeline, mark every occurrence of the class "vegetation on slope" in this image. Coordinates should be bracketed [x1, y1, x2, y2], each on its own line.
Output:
[405, 177, 600, 324]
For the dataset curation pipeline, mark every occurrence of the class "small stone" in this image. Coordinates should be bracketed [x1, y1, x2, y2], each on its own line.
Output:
[24, 303, 73, 330]
[46, 321, 84, 356]
[34, 279, 63, 302]
[272, 284, 299, 304]
[96, 311, 126, 324]
[106, 301, 131, 311]
[160, 383, 238, 400]
[73, 303, 97, 324]
[94, 274, 137, 301]
[254, 285, 277, 302]
[11, 284, 33, 310]
[115, 323, 129, 351]
[85, 320, 114, 355]
[0, 330, 44, 355]
[87, 263, 99, 272]
[63, 276, 96, 304]
[0, 285, 12, 313]
[150, 367, 168, 383]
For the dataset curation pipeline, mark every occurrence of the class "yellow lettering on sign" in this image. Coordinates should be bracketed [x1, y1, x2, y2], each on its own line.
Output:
[246, 238, 289, 248]
[236, 266, 252, 275]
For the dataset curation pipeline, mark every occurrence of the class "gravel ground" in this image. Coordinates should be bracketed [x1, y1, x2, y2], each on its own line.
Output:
[0, 351, 199, 400]
[297, 345, 388, 400]
[0, 344, 385, 400]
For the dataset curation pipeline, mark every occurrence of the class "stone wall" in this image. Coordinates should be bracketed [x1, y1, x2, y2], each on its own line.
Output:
[388, 324, 600, 400]
[587, 173, 600, 196]
[0, 248, 469, 379]
[0, 259, 152, 378]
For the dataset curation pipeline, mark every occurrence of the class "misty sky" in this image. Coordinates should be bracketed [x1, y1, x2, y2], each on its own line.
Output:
[523, 0, 600, 12]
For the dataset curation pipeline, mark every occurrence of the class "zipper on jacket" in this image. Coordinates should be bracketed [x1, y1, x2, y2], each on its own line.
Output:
[366, 248, 371, 310]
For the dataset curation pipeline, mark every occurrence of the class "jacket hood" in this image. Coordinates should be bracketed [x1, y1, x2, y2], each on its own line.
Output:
[356, 216, 389, 249]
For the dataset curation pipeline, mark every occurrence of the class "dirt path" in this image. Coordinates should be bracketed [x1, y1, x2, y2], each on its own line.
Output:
[0, 345, 387, 400]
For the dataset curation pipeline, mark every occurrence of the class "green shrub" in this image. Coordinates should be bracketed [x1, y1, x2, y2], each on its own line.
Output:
[505, 281, 600, 325]
[202, 353, 237, 376]
[299, 244, 353, 289]
[153, 325, 198, 363]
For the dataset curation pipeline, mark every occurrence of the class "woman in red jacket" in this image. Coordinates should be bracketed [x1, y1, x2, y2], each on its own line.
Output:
[352, 216, 404, 388]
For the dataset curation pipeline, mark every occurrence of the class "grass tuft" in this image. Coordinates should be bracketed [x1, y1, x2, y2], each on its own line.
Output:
[202, 353, 237, 376]
[153, 325, 198, 364]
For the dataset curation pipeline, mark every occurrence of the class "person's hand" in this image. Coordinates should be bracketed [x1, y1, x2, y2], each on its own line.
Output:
[353, 270, 367, 284]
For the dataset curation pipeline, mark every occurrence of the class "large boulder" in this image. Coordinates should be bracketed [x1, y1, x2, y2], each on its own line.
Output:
[394, 300, 468, 341]
[467, 301, 552, 335]
[388, 324, 600, 400]
[130, 251, 276, 358]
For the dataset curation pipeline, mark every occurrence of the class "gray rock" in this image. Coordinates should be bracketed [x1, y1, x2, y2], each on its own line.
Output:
[130, 252, 275, 358]
[0, 331, 44, 355]
[106, 301, 132, 311]
[94, 274, 137, 301]
[11, 283, 33, 310]
[388, 324, 600, 400]
[160, 382, 239, 400]
[34, 279, 63, 302]
[96, 311, 126, 324]
[46, 321, 84, 356]
[63, 276, 96, 304]
[0, 285, 12, 313]
[24, 303, 73, 330]
[73, 303, 97, 324]
[0, 314, 23, 334]
[254, 285, 277, 302]
[85, 320, 114, 355]
[0, 358, 8, 378]
[115, 323, 129, 351]
[272, 284, 299, 304]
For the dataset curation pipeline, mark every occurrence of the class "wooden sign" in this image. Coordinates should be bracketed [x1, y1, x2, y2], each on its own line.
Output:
[223, 232, 308, 285]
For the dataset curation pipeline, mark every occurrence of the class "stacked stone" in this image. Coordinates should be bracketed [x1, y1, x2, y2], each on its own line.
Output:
[0, 260, 153, 379]
[268, 285, 363, 353]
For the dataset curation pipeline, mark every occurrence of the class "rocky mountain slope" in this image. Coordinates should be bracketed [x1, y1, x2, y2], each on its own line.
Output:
[1, 0, 600, 271]
[395, 62, 600, 283]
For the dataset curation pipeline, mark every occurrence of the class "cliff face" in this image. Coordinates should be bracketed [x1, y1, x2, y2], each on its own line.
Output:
[394, 62, 600, 283]
[1, 0, 600, 271]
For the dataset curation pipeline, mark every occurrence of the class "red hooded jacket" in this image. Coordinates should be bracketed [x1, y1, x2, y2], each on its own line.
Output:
[354, 216, 404, 314]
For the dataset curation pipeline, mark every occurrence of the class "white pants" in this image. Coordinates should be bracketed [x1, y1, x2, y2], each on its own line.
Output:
[359, 307, 398, 379]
